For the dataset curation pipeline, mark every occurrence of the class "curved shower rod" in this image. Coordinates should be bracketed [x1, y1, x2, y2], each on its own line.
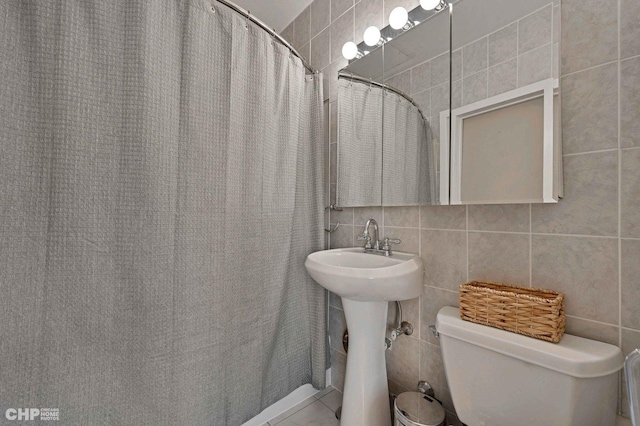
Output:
[338, 70, 428, 123]
[215, 0, 317, 74]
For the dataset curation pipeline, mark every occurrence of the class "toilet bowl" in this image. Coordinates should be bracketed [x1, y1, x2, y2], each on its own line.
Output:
[436, 306, 624, 426]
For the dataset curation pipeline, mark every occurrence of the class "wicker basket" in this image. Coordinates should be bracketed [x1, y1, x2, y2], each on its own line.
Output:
[459, 281, 565, 343]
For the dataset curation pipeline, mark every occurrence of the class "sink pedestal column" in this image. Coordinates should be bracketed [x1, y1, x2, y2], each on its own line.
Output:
[340, 298, 391, 426]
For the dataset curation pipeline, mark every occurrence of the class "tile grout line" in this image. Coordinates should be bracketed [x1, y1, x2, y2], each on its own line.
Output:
[560, 58, 619, 78]
[516, 17, 520, 88]
[617, 0, 623, 353]
[617, 0, 624, 414]
[529, 203, 532, 288]
[563, 147, 619, 157]
[466, 205, 469, 282]
[550, 5, 554, 80]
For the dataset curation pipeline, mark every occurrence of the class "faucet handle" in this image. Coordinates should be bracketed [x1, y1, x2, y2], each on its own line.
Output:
[382, 237, 402, 251]
[357, 233, 372, 249]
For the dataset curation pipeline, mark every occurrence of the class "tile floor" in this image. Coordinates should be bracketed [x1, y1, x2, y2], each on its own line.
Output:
[266, 387, 342, 426]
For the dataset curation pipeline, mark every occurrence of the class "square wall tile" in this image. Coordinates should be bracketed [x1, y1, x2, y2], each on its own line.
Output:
[431, 52, 450, 86]
[330, 10, 354, 62]
[386, 335, 419, 390]
[389, 296, 420, 338]
[561, 0, 617, 75]
[330, 224, 354, 248]
[385, 226, 419, 253]
[332, 0, 354, 22]
[310, 0, 331, 38]
[388, 379, 410, 397]
[532, 235, 618, 323]
[518, 4, 553, 54]
[451, 79, 462, 109]
[299, 43, 310, 63]
[281, 22, 294, 43]
[564, 316, 619, 345]
[430, 83, 450, 118]
[463, 37, 488, 78]
[531, 151, 618, 237]
[420, 286, 459, 344]
[488, 59, 517, 97]
[468, 204, 529, 233]
[468, 232, 530, 286]
[412, 90, 431, 117]
[462, 70, 487, 106]
[293, 6, 311, 51]
[384, 206, 419, 227]
[420, 205, 466, 230]
[310, 27, 331, 71]
[488, 23, 517, 66]
[411, 61, 431, 95]
[330, 349, 346, 392]
[621, 239, 640, 329]
[518, 43, 552, 87]
[621, 148, 640, 238]
[421, 230, 467, 291]
[329, 306, 347, 354]
[385, 70, 412, 97]
[354, 206, 383, 228]
[621, 57, 640, 149]
[562, 62, 618, 154]
[329, 291, 343, 309]
[452, 49, 462, 82]
[329, 57, 348, 101]
[331, 206, 353, 225]
[621, 0, 640, 60]
[419, 340, 449, 397]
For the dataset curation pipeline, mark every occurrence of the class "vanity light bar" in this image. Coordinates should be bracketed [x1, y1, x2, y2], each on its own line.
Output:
[342, 1, 449, 60]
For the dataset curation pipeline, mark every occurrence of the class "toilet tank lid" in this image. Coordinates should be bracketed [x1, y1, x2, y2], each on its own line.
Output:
[436, 306, 623, 378]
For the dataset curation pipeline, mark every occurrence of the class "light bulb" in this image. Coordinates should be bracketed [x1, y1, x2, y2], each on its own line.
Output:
[420, 0, 442, 10]
[363, 26, 381, 47]
[389, 7, 409, 30]
[342, 42, 359, 60]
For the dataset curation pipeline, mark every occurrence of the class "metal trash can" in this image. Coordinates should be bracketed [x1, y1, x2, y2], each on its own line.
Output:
[394, 391, 446, 426]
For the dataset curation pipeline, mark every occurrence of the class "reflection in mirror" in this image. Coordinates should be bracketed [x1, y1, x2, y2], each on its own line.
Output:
[337, 74, 436, 206]
[337, 4, 451, 208]
[337, 75, 383, 206]
[448, 0, 563, 204]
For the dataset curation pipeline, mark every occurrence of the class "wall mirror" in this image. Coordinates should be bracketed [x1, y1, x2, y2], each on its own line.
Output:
[336, 0, 563, 208]
[446, 0, 563, 204]
[336, 4, 451, 207]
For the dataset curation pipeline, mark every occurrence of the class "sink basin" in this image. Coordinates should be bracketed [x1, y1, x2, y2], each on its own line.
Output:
[305, 247, 424, 426]
[305, 248, 423, 302]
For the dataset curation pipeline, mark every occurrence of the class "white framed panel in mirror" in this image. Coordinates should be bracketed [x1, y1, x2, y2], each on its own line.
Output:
[443, 78, 562, 205]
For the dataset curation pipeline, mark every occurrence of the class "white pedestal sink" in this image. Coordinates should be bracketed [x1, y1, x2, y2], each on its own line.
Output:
[305, 248, 423, 426]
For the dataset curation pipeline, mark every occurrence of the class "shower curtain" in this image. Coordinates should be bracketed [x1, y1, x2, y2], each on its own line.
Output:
[337, 78, 383, 206]
[337, 77, 434, 207]
[382, 89, 435, 206]
[0, 1, 326, 424]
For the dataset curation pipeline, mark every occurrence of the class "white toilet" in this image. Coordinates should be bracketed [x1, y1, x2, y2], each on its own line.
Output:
[436, 306, 624, 426]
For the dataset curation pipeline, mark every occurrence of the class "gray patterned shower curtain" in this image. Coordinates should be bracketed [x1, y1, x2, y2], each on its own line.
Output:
[0, 1, 326, 424]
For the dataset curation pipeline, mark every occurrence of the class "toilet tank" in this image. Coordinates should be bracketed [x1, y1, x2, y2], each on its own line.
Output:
[436, 306, 623, 426]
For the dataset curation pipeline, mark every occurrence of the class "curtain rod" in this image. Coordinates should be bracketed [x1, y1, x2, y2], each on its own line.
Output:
[338, 70, 428, 123]
[214, 0, 317, 74]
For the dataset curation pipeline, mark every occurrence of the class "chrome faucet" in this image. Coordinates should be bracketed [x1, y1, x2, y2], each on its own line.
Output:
[357, 219, 402, 256]
[363, 218, 380, 250]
